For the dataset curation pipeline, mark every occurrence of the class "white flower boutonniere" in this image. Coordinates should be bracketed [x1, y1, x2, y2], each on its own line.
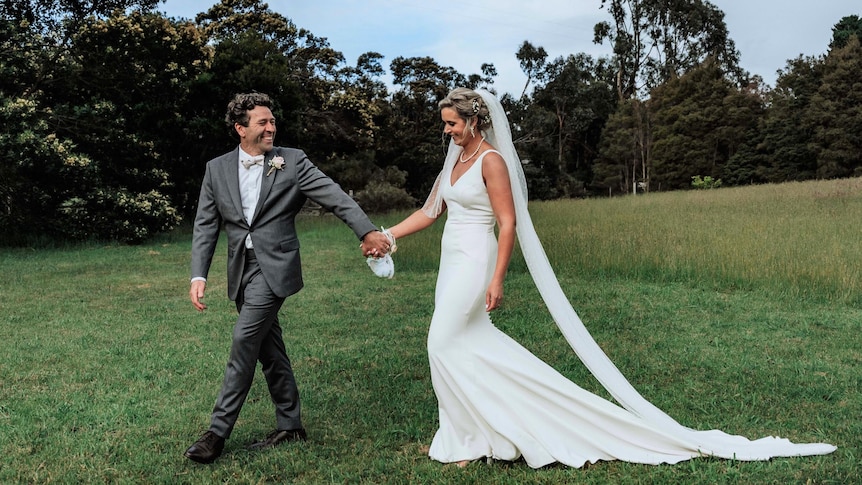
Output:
[266, 156, 285, 177]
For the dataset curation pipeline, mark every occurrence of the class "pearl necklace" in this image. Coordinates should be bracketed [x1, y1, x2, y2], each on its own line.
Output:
[459, 136, 485, 163]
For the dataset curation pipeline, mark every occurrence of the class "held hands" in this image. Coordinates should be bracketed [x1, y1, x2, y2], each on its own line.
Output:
[360, 229, 392, 258]
[362, 228, 397, 279]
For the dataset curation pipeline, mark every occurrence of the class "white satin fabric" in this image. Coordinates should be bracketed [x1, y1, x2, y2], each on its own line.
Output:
[421, 90, 836, 467]
[366, 253, 394, 279]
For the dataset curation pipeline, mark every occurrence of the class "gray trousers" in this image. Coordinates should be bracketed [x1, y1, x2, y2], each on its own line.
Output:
[209, 250, 302, 439]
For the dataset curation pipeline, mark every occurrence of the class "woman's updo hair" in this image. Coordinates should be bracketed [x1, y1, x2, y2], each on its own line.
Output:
[438, 87, 492, 133]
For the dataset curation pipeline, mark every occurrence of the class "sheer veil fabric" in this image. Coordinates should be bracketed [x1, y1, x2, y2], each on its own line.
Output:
[422, 89, 835, 461]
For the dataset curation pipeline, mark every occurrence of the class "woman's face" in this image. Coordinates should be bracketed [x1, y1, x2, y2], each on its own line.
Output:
[441, 107, 474, 147]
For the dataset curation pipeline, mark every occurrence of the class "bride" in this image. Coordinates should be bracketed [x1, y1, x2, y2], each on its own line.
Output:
[379, 87, 836, 468]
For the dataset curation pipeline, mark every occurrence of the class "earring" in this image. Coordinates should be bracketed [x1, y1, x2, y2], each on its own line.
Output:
[469, 125, 475, 137]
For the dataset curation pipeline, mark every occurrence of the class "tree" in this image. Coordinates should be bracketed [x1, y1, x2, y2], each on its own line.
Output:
[182, 0, 398, 214]
[0, 4, 205, 243]
[594, 99, 651, 194]
[649, 60, 760, 190]
[807, 36, 862, 178]
[593, 0, 741, 101]
[0, 0, 160, 97]
[725, 56, 823, 185]
[515, 41, 548, 98]
[532, 53, 616, 195]
[384, 56, 473, 198]
[830, 14, 862, 50]
[592, 0, 743, 194]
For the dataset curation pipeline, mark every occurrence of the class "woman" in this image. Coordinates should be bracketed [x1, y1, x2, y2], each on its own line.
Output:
[383, 87, 835, 468]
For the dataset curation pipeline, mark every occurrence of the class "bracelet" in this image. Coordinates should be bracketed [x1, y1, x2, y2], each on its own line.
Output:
[381, 227, 397, 254]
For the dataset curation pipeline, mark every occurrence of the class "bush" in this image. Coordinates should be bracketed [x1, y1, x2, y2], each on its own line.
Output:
[691, 175, 723, 189]
[58, 188, 182, 244]
[355, 180, 416, 213]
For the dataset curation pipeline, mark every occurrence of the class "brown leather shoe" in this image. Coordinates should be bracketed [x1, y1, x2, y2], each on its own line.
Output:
[247, 428, 307, 450]
[184, 431, 225, 464]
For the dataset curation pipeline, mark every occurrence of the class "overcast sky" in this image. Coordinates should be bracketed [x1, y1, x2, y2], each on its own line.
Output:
[160, 0, 859, 97]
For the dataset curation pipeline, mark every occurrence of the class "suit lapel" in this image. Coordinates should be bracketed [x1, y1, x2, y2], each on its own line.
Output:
[224, 148, 245, 223]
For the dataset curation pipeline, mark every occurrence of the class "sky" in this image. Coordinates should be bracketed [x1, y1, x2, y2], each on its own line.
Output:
[159, 0, 860, 97]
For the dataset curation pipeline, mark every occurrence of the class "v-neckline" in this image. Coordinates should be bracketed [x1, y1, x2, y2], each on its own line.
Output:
[449, 150, 488, 187]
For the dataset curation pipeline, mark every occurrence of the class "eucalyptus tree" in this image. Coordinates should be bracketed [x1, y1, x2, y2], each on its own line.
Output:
[515, 41, 548, 99]
[593, 99, 650, 195]
[593, 0, 740, 101]
[592, 0, 742, 193]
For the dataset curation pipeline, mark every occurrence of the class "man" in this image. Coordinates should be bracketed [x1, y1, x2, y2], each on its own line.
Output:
[184, 92, 390, 464]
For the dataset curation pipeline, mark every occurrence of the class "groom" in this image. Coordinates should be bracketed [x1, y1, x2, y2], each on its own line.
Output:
[184, 92, 390, 464]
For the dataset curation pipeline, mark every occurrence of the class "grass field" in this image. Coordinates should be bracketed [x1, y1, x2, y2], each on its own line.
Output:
[1, 177, 859, 484]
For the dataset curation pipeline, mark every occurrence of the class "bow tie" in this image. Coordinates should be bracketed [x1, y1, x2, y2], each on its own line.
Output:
[241, 155, 265, 169]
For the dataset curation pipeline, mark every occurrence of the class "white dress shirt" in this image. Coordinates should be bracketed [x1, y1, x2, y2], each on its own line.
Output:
[238, 149, 263, 249]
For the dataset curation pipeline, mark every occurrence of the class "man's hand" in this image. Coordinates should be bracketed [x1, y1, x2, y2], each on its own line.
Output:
[190, 280, 207, 312]
[361, 230, 391, 258]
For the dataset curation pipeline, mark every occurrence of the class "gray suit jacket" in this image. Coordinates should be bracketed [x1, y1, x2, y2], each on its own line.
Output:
[190, 146, 377, 300]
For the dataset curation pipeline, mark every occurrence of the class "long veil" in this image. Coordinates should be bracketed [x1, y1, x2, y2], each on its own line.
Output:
[423, 89, 835, 459]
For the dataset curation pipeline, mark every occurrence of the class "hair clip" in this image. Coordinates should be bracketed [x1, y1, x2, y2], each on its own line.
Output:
[471, 98, 480, 114]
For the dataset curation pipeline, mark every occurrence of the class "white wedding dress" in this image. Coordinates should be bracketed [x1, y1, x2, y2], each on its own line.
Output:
[425, 150, 835, 468]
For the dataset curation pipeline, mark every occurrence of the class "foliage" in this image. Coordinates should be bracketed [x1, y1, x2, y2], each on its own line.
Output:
[648, 60, 761, 191]
[830, 14, 862, 49]
[355, 179, 417, 214]
[0, 5, 208, 243]
[724, 55, 824, 186]
[316, 154, 416, 214]
[0, 95, 181, 244]
[593, 0, 742, 101]
[593, 99, 650, 195]
[690, 175, 722, 189]
[807, 36, 862, 179]
[531, 54, 616, 193]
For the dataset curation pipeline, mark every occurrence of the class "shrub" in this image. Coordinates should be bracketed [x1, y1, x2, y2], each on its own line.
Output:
[691, 175, 723, 189]
[355, 180, 416, 213]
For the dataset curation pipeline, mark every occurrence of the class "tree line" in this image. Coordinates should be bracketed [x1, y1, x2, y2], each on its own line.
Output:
[1, 0, 860, 244]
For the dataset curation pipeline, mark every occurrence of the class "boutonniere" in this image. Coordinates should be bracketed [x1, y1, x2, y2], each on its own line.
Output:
[266, 156, 285, 177]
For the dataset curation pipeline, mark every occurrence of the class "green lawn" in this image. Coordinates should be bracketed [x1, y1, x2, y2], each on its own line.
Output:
[1, 178, 859, 484]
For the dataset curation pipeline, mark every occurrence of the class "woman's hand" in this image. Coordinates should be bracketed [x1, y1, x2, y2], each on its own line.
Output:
[485, 281, 504, 311]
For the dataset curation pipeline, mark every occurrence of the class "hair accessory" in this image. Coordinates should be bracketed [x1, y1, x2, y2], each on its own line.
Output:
[471, 98, 480, 114]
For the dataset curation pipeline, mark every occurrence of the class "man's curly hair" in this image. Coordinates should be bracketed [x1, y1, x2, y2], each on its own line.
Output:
[225, 92, 273, 129]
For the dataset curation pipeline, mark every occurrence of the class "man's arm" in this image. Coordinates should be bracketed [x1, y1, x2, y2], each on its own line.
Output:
[189, 163, 221, 310]
[292, 150, 383, 241]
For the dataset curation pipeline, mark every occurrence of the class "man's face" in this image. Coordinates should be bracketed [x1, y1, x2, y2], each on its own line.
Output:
[236, 105, 276, 155]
